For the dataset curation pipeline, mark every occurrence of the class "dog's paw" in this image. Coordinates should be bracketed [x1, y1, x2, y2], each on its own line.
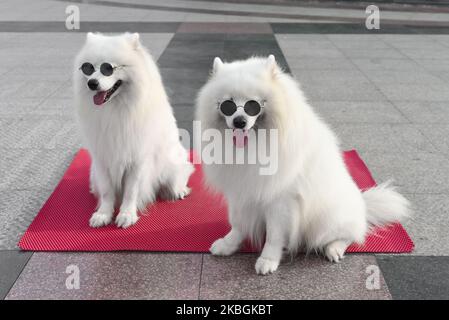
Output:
[115, 211, 139, 228]
[175, 186, 191, 200]
[255, 257, 279, 275]
[324, 240, 348, 263]
[89, 211, 113, 228]
[210, 238, 238, 256]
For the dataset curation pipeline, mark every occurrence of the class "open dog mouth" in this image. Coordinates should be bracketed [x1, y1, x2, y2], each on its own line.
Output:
[93, 80, 122, 106]
[232, 129, 248, 148]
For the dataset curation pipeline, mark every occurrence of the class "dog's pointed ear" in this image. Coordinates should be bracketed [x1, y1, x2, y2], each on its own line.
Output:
[267, 54, 279, 77]
[86, 32, 98, 42]
[126, 33, 140, 49]
[213, 57, 223, 74]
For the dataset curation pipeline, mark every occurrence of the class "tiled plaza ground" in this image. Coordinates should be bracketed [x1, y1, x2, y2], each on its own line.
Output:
[1, 0, 449, 299]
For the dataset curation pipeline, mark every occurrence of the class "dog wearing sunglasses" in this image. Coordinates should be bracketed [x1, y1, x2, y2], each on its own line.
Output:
[74, 32, 194, 228]
[196, 55, 410, 274]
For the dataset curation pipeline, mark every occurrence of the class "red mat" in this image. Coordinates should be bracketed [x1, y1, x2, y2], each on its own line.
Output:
[19, 149, 414, 253]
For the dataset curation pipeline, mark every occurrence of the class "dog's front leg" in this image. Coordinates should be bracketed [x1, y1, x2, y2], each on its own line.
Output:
[115, 166, 141, 228]
[255, 202, 292, 275]
[89, 162, 115, 227]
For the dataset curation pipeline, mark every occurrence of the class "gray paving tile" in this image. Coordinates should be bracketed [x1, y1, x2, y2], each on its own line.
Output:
[340, 48, 406, 59]
[200, 254, 391, 299]
[379, 35, 442, 50]
[287, 57, 355, 70]
[374, 83, 449, 101]
[0, 21, 180, 33]
[378, 34, 440, 45]
[0, 250, 33, 299]
[0, 79, 62, 100]
[415, 124, 449, 157]
[0, 188, 52, 250]
[223, 40, 289, 71]
[429, 35, 449, 47]
[178, 22, 272, 34]
[401, 193, 449, 256]
[414, 59, 449, 73]
[0, 148, 76, 191]
[161, 40, 224, 58]
[6, 253, 202, 300]
[333, 123, 437, 155]
[377, 256, 449, 300]
[351, 58, 425, 72]
[327, 36, 391, 50]
[0, 98, 48, 118]
[139, 33, 174, 61]
[293, 69, 370, 84]
[360, 151, 449, 194]
[0, 117, 81, 150]
[276, 35, 344, 61]
[392, 101, 449, 124]
[399, 47, 449, 60]
[173, 105, 195, 122]
[300, 81, 387, 101]
[161, 67, 209, 85]
[313, 101, 408, 124]
[158, 52, 219, 69]
[280, 45, 345, 58]
[363, 70, 443, 85]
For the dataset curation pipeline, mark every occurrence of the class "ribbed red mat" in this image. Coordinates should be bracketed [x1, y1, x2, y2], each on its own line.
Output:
[19, 149, 414, 253]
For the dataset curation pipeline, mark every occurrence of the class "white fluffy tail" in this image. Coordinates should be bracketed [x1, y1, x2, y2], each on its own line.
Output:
[362, 181, 411, 227]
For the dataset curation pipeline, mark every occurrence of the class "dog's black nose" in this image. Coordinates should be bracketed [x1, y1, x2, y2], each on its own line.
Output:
[233, 116, 247, 129]
[87, 79, 99, 91]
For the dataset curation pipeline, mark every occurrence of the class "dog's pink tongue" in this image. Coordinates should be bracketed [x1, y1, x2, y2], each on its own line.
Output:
[233, 129, 248, 148]
[93, 91, 107, 106]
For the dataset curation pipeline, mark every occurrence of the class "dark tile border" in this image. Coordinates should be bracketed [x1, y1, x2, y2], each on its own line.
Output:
[271, 23, 449, 34]
[2, 21, 449, 34]
[0, 250, 33, 300]
[177, 22, 273, 34]
[185, 0, 449, 13]
[376, 255, 449, 300]
[0, 21, 180, 33]
[55, 0, 449, 26]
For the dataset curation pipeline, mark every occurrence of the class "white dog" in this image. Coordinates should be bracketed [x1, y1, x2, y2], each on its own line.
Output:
[196, 55, 410, 275]
[74, 32, 194, 228]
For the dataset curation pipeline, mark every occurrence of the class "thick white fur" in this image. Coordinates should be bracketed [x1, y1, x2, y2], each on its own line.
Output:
[196, 55, 410, 274]
[74, 33, 194, 228]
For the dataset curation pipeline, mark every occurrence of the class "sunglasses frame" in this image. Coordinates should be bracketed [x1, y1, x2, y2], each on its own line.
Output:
[79, 62, 126, 77]
[217, 99, 265, 117]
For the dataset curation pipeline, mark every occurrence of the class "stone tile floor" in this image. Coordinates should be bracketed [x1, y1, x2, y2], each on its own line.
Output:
[0, 0, 448, 299]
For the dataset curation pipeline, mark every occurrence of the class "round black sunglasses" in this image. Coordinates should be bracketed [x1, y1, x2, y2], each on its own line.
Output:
[218, 99, 264, 117]
[80, 62, 117, 77]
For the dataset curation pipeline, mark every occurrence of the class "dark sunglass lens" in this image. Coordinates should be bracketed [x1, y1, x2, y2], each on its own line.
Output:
[220, 100, 237, 116]
[100, 63, 114, 76]
[244, 100, 261, 116]
[81, 63, 94, 76]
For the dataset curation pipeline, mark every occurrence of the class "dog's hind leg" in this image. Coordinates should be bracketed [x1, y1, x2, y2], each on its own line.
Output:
[210, 227, 245, 256]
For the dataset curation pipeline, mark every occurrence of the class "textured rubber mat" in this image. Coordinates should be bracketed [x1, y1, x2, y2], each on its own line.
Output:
[19, 149, 414, 253]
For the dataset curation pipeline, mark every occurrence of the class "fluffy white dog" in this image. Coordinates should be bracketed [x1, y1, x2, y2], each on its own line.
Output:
[74, 32, 194, 228]
[196, 55, 410, 275]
